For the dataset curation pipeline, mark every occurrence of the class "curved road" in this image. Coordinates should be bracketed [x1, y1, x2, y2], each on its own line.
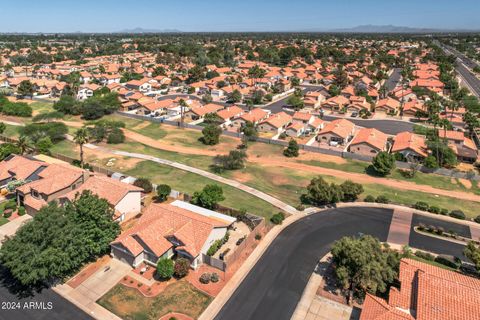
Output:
[214, 207, 466, 320]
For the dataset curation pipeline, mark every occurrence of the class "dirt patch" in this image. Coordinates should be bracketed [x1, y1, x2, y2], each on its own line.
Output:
[131, 121, 151, 131]
[296, 149, 347, 164]
[231, 170, 253, 183]
[458, 178, 472, 189]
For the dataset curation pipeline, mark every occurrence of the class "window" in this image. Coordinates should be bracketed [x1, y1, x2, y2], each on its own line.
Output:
[32, 190, 39, 198]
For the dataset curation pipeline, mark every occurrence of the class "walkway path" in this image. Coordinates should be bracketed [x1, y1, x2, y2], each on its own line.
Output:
[387, 209, 413, 249]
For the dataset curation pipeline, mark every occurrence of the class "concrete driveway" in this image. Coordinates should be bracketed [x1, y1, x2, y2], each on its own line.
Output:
[55, 259, 131, 320]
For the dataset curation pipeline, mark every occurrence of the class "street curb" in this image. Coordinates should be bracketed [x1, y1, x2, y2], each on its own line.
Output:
[198, 210, 319, 320]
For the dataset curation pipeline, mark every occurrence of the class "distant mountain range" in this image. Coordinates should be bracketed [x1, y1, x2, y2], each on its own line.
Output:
[115, 27, 182, 34]
[325, 24, 478, 33]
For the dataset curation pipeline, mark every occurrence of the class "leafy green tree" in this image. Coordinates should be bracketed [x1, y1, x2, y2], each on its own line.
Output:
[53, 95, 82, 115]
[303, 177, 336, 205]
[17, 80, 34, 98]
[156, 184, 171, 202]
[283, 139, 299, 157]
[230, 89, 242, 103]
[73, 128, 89, 168]
[0, 143, 21, 160]
[372, 152, 396, 176]
[427, 140, 457, 168]
[286, 95, 304, 111]
[0, 122, 5, 135]
[340, 180, 364, 202]
[424, 155, 438, 169]
[464, 241, 480, 271]
[201, 124, 222, 145]
[331, 235, 400, 302]
[0, 191, 120, 286]
[133, 177, 153, 193]
[156, 258, 174, 280]
[214, 150, 247, 170]
[240, 121, 258, 147]
[191, 184, 225, 210]
[35, 136, 53, 155]
[20, 122, 68, 143]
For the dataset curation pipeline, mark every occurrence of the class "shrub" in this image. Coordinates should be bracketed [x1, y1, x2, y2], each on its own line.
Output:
[4, 201, 17, 211]
[1, 102, 32, 117]
[475, 215, 480, 224]
[106, 128, 125, 144]
[375, 195, 389, 204]
[255, 233, 262, 240]
[17, 206, 26, 216]
[414, 201, 429, 211]
[449, 210, 466, 220]
[156, 258, 174, 279]
[174, 258, 190, 278]
[199, 273, 211, 284]
[434, 255, 460, 269]
[133, 178, 153, 193]
[364, 195, 375, 202]
[414, 251, 435, 261]
[210, 272, 219, 283]
[270, 212, 285, 225]
[417, 223, 426, 231]
[440, 208, 449, 216]
[340, 180, 364, 202]
[428, 206, 440, 214]
[3, 209, 12, 218]
[295, 204, 305, 211]
[427, 225, 437, 233]
[435, 226, 444, 235]
[156, 184, 171, 202]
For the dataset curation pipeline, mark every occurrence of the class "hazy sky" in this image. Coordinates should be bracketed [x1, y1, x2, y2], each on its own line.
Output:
[1, 0, 479, 33]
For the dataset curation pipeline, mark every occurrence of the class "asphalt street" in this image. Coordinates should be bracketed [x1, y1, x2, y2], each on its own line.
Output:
[215, 207, 467, 320]
[438, 43, 480, 97]
[0, 266, 92, 320]
[385, 68, 402, 92]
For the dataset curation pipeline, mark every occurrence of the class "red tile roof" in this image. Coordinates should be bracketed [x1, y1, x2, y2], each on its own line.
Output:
[350, 128, 388, 151]
[361, 258, 480, 320]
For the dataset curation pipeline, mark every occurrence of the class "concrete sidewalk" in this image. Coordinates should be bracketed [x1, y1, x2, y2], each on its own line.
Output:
[0, 215, 32, 245]
[387, 209, 413, 248]
[82, 143, 301, 215]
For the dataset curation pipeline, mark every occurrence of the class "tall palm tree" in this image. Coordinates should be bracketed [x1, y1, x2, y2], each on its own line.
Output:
[74, 128, 89, 168]
[16, 136, 31, 155]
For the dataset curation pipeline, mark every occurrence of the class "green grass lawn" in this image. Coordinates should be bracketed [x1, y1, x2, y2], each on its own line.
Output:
[125, 160, 279, 218]
[301, 158, 480, 195]
[97, 281, 212, 320]
[30, 101, 55, 115]
[2, 123, 20, 138]
[0, 216, 9, 226]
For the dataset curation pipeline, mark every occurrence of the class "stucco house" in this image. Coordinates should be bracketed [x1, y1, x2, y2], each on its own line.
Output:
[110, 201, 236, 269]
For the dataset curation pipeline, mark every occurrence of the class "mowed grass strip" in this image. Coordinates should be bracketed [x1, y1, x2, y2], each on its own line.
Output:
[97, 281, 212, 320]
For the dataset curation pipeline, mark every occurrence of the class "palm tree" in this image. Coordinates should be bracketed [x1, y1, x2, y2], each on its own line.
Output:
[16, 136, 31, 155]
[74, 128, 89, 168]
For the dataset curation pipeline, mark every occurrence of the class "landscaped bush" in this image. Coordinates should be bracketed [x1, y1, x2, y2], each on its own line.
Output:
[417, 223, 426, 231]
[427, 206, 440, 214]
[270, 212, 285, 225]
[414, 251, 435, 261]
[3, 209, 12, 218]
[207, 232, 229, 256]
[414, 201, 429, 211]
[375, 195, 389, 204]
[364, 195, 375, 202]
[174, 258, 190, 278]
[475, 215, 480, 224]
[4, 201, 17, 211]
[435, 226, 444, 235]
[449, 210, 466, 220]
[210, 272, 219, 283]
[434, 255, 460, 269]
[133, 177, 153, 193]
[106, 127, 125, 144]
[440, 208, 449, 216]
[156, 258, 174, 280]
[255, 233, 262, 240]
[199, 273, 211, 284]
[0, 102, 32, 117]
[17, 206, 25, 216]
